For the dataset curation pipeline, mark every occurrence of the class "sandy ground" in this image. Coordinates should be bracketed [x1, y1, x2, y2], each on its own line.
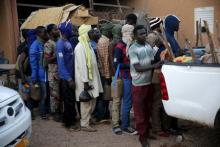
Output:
[30, 117, 178, 147]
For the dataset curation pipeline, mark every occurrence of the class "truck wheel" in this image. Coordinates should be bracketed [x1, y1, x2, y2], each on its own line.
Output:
[214, 109, 220, 129]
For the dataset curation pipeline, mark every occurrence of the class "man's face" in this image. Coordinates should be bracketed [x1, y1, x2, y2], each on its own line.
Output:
[39, 29, 49, 41]
[51, 26, 60, 38]
[136, 28, 147, 44]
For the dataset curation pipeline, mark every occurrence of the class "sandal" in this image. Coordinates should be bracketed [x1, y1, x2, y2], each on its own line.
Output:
[113, 127, 122, 135]
[157, 131, 170, 137]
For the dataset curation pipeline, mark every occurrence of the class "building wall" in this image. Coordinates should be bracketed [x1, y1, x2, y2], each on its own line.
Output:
[0, 0, 19, 63]
[127, 0, 220, 48]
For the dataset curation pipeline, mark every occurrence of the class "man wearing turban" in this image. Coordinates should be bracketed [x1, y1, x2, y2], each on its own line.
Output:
[75, 24, 103, 132]
[57, 21, 78, 130]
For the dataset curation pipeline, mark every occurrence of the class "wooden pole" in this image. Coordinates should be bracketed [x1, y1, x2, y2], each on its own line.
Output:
[185, 39, 196, 61]
[89, 0, 94, 10]
[204, 20, 219, 64]
[116, 0, 122, 13]
[199, 19, 204, 47]
[215, 20, 220, 46]
[195, 21, 199, 47]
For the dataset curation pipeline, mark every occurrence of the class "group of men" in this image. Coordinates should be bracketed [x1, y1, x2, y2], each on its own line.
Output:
[17, 13, 181, 147]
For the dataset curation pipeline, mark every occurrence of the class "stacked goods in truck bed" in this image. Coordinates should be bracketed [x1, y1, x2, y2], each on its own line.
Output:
[173, 56, 193, 63]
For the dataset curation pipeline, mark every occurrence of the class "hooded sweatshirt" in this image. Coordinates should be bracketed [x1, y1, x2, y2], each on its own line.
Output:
[164, 15, 181, 57]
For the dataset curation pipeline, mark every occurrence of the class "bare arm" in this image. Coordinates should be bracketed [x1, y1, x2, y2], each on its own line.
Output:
[18, 52, 27, 81]
[133, 61, 163, 72]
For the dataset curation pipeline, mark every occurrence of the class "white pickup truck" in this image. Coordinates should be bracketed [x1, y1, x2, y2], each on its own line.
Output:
[160, 62, 220, 128]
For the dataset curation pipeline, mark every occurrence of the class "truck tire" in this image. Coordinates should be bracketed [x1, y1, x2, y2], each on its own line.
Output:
[214, 109, 220, 129]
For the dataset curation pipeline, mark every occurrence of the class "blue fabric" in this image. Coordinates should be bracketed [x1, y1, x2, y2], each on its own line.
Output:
[56, 39, 74, 81]
[113, 64, 120, 86]
[155, 45, 166, 62]
[59, 22, 74, 39]
[121, 78, 132, 129]
[165, 15, 181, 57]
[29, 39, 47, 82]
[27, 29, 37, 48]
[69, 35, 79, 50]
[90, 40, 97, 52]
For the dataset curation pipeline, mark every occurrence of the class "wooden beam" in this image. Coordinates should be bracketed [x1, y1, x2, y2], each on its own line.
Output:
[116, 0, 122, 13]
[93, 3, 130, 9]
[17, 3, 54, 8]
[204, 20, 219, 64]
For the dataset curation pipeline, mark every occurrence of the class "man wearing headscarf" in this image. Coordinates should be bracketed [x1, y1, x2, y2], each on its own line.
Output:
[112, 23, 137, 135]
[57, 21, 78, 130]
[122, 13, 137, 56]
[75, 24, 103, 132]
[147, 17, 170, 138]
[164, 15, 181, 57]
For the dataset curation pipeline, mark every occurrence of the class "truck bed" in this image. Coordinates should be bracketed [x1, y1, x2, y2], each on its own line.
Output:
[161, 62, 220, 127]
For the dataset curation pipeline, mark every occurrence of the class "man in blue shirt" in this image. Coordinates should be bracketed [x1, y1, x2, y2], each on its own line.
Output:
[29, 26, 49, 119]
[56, 22, 78, 130]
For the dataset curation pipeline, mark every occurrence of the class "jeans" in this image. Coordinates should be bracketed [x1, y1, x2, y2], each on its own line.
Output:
[39, 82, 47, 116]
[92, 77, 110, 121]
[121, 78, 132, 129]
[93, 94, 110, 121]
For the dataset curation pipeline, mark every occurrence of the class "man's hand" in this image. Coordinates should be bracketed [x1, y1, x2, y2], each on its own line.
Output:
[68, 80, 75, 89]
[84, 82, 93, 91]
[154, 61, 164, 69]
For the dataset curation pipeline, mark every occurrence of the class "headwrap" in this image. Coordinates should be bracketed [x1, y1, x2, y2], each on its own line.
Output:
[78, 24, 93, 80]
[122, 24, 134, 56]
[112, 24, 122, 42]
[59, 21, 74, 39]
[149, 17, 162, 30]
[100, 22, 114, 37]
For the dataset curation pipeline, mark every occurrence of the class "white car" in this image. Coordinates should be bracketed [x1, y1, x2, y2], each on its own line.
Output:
[161, 62, 220, 128]
[0, 86, 32, 147]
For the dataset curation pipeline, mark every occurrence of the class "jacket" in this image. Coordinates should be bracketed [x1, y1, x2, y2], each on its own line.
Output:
[165, 15, 181, 57]
[29, 39, 47, 82]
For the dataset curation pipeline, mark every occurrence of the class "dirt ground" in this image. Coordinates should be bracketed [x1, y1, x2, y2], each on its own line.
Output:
[30, 117, 177, 147]
[30, 115, 220, 147]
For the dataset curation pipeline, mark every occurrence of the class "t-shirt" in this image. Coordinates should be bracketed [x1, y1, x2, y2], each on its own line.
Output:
[128, 42, 154, 86]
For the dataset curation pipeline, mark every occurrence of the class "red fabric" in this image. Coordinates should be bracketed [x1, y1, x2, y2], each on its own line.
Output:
[115, 42, 131, 79]
[132, 84, 153, 143]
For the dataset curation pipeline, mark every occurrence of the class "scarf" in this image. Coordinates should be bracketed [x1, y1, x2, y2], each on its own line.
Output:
[122, 24, 134, 56]
[78, 24, 93, 80]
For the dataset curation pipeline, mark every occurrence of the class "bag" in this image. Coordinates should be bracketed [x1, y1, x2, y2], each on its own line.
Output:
[111, 64, 123, 98]
[31, 83, 41, 101]
[103, 83, 112, 101]
[79, 90, 93, 102]
[19, 82, 31, 101]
